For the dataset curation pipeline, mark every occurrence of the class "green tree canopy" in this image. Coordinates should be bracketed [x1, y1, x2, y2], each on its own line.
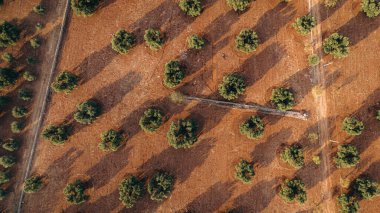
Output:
[179, 0, 202, 17]
[148, 171, 174, 201]
[218, 74, 246, 100]
[23, 176, 43, 193]
[99, 129, 123, 152]
[111, 29, 136, 54]
[235, 29, 259, 53]
[334, 144, 360, 168]
[226, 0, 252, 12]
[74, 100, 102, 124]
[51, 71, 79, 94]
[71, 0, 99, 17]
[42, 124, 71, 145]
[144, 28, 164, 50]
[167, 119, 198, 149]
[0, 68, 19, 90]
[240, 115, 264, 139]
[0, 21, 20, 48]
[235, 160, 255, 183]
[361, 0, 380, 17]
[279, 178, 307, 204]
[64, 180, 89, 205]
[271, 87, 295, 111]
[281, 144, 305, 169]
[119, 176, 145, 208]
[342, 117, 364, 136]
[292, 14, 317, 35]
[163, 60, 185, 88]
[139, 108, 163, 132]
[187, 34, 205, 49]
[323, 33, 350, 58]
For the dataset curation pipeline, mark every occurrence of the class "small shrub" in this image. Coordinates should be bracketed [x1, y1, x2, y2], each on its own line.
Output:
[23, 176, 43, 193]
[167, 119, 198, 149]
[293, 14, 317, 35]
[99, 129, 123, 152]
[307, 132, 319, 142]
[308, 54, 320, 66]
[18, 88, 33, 101]
[239, 115, 264, 139]
[33, 4, 45, 15]
[0, 68, 19, 90]
[139, 108, 163, 132]
[35, 22, 44, 30]
[163, 60, 185, 88]
[361, 0, 380, 17]
[119, 176, 145, 208]
[324, 0, 339, 7]
[235, 29, 259, 53]
[0, 155, 16, 168]
[279, 178, 307, 204]
[2, 53, 14, 63]
[30, 37, 41, 49]
[179, 0, 202, 17]
[111, 29, 136, 54]
[74, 100, 101, 124]
[0, 21, 20, 48]
[51, 71, 79, 94]
[351, 176, 379, 200]
[337, 193, 360, 213]
[0, 189, 6, 200]
[342, 117, 364, 136]
[235, 160, 255, 183]
[340, 177, 350, 189]
[64, 180, 89, 205]
[218, 74, 246, 100]
[0, 171, 10, 184]
[26, 57, 38, 65]
[187, 34, 205, 49]
[11, 106, 27, 118]
[23, 71, 36, 82]
[312, 155, 321, 165]
[376, 110, 380, 121]
[71, 0, 99, 17]
[11, 121, 24, 133]
[226, 0, 252, 12]
[144, 28, 164, 50]
[333, 145, 360, 168]
[271, 87, 295, 111]
[42, 124, 71, 145]
[281, 144, 304, 169]
[323, 33, 350, 58]
[0, 96, 11, 107]
[2, 138, 20, 152]
[169, 92, 185, 104]
[148, 171, 174, 201]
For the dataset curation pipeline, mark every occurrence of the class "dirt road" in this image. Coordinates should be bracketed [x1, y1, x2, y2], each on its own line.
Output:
[309, 0, 334, 212]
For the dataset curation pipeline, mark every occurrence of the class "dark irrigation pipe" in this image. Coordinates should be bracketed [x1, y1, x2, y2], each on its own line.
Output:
[181, 95, 309, 120]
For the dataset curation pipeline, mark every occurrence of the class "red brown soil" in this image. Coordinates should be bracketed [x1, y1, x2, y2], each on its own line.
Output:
[2, 0, 379, 212]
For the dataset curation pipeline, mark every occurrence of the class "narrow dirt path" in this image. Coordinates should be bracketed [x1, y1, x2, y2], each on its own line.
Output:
[15, 1, 71, 212]
[308, 0, 334, 212]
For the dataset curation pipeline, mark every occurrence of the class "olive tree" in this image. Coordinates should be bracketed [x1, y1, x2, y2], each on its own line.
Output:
[119, 176, 145, 208]
[74, 100, 102, 124]
[218, 74, 246, 100]
[99, 129, 123, 152]
[239, 115, 264, 139]
[187, 34, 205, 49]
[361, 0, 380, 17]
[139, 108, 163, 133]
[271, 87, 295, 111]
[0, 155, 16, 168]
[2, 53, 14, 63]
[144, 28, 164, 50]
[179, 0, 202, 17]
[226, 0, 252, 12]
[23, 176, 43, 193]
[148, 171, 174, 201]
[308, 54, 320, 66]
[235, 160, 255, 183]
[71, 0, 99, 17]
[2, 138, 20, 152]
[323, 33, 350, 58]
[235, 29, 259, 53]
[0, 171, 10, 184]
[51, 71, 79, 94]
[11, 106, 27, 118]
[30, 37, 41, 49]
[11, 121, 24, 133]
[64, 180, 89, 204]
[111, 29, 136, 54]
[33, 4, 46, 15]
[18, 88, 33, 101]
[342, 117, 364, 136]
[337, 193, 360, 213]
[292, 14, 317, 35]
[167, 119, 198, 149]
[0, 21, 20, 48]
[351, 175, 379, 200]
[333, 144, 360, 168]
[279, 178, 307, 204]
[163, 60, 185, 88]
[0, 68, 19, 90]
[281, 144, 304, 169]
[23, 71, 36, 82]
[42, 124, 71, 145]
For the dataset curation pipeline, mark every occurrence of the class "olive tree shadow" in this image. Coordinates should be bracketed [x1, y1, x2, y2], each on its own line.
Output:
[182, 181, 235, 213]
